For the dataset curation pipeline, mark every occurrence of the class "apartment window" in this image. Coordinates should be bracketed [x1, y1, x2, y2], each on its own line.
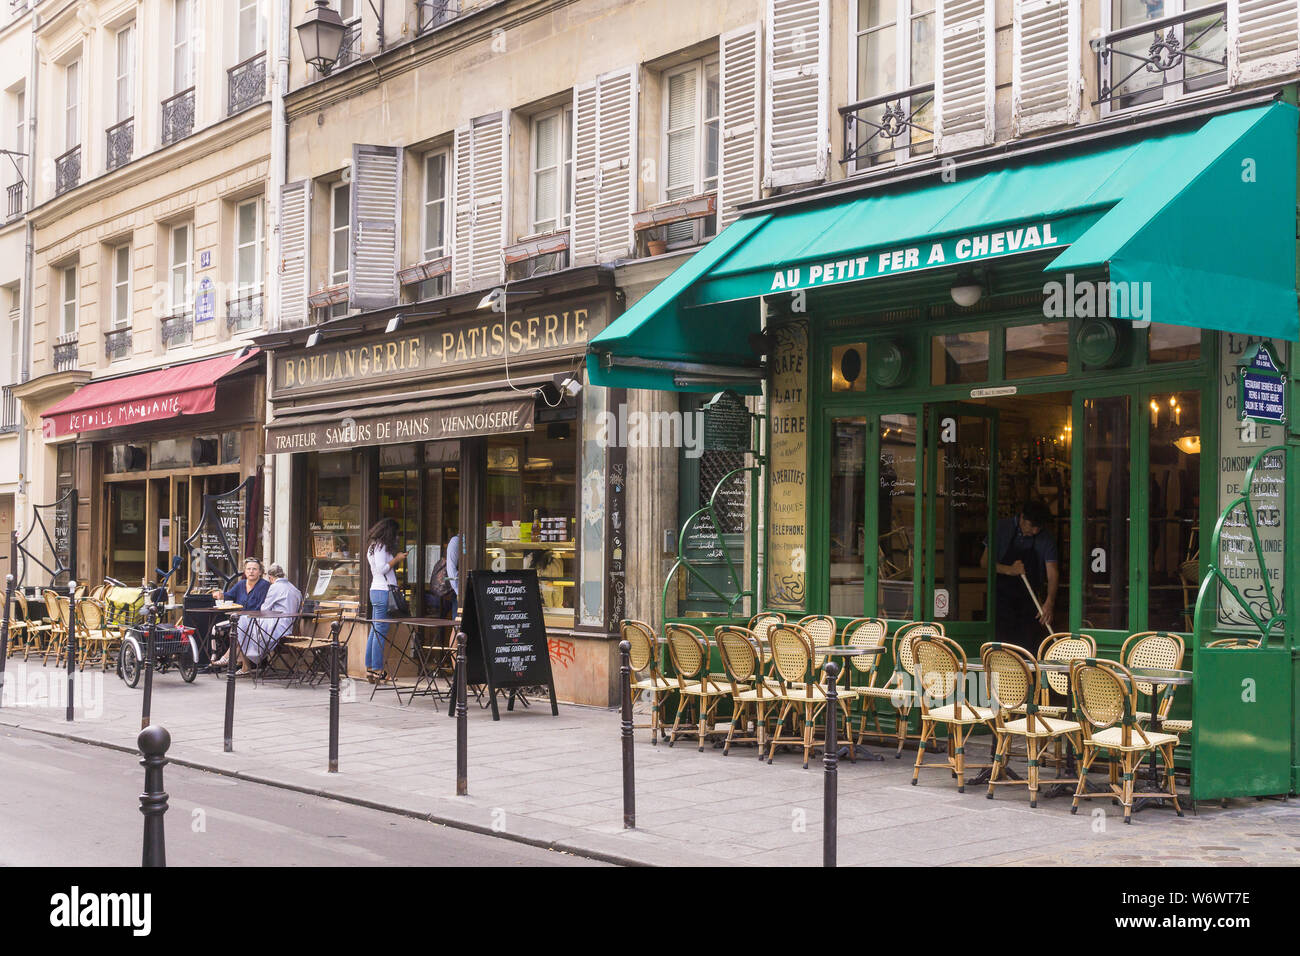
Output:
[662, 58, 719, 246]
[64, 60, 79, 151]
[170, 224, 191, 313]
[1105, 0, 1226, 110]
[173, 0, 194, 92]
[851, 0, 934, 166]
[336, 0, 357, 20]
[329, 181, 350, 316]
[238, 0, 265, 60]
[530, 107, 573, 235]
[13, 88, 24, 181]
[8, 308, 17, 384]
[116, 24, 135, 122]
[112, 245, 131, 329]
[60, 266, 77, 337]
[235, 198, 262, 294]
[423, 151, 448, 260]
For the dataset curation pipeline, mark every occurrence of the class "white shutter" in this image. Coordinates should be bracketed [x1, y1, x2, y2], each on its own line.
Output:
[276, 179, 310, 330]
[451, 113, 508, 291]
[1012, 0, 1080, 136]
[348, 143, 402, 311]
[764, 0, 827, 189]
[1232, 0, 1300, 85]
[571, 67, 637, 265]
[720, 23, 762, 228]
[935, 0, 995, 153]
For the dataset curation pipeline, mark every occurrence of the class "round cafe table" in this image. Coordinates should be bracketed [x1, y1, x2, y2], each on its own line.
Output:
[814, 645, 887, 760]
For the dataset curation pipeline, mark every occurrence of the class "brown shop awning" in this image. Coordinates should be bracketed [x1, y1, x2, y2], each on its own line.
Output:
[265, 390, 535, 453]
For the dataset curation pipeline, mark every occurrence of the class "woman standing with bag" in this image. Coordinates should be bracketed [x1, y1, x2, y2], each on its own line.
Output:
[365, 518, 406, 682]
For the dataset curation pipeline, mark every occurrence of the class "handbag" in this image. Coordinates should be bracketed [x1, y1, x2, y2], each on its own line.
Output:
[386, 584, 410, 617]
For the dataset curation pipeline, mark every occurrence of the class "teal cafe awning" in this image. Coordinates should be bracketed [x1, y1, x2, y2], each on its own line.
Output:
[588, 101, 1299, 392]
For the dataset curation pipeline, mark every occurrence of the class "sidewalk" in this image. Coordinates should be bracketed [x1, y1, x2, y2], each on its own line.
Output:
[1, 660, 1296, 866]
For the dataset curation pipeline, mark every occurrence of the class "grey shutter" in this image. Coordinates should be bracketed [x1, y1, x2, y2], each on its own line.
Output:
[765, 0, 827, 188]
[720, 23, 762, 228]
[935, 0, 995, 153]
[1012, 0, 1080, 135]
[571, 81, 599, 263]
[451, 114, 508, 292]
[571, 69, 636, 265]
[1233, 0, 1300, 84]
[452, 124, 474, 291]
[276, 179, 310, 330]
[348, 144, 403, 311]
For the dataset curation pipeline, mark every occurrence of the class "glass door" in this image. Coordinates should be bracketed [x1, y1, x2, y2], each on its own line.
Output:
[865, 407, 923, 621]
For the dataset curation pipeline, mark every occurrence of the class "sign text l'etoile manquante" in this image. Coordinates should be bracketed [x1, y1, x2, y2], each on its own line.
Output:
[274, 298, 605, 395]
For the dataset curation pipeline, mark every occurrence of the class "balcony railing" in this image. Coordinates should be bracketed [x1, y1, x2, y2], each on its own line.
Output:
[106, 117, 134, 171]
[6, 181, 22, 220]
[225, 292, 263, 333]
[1, 384, 18, 434]
[1093, 4, 1228, 110]
[228, 52, 267, 116]
[54, 145, 80, 196]
[53, 333, 78, 372]
[161, 88, 195, 146]
[104, 326, 132, 362]
[416, 0, 460, 35]
[160, 311, 193, 349]
[337, 21, 362, 69]
[840, 83, 934, 170]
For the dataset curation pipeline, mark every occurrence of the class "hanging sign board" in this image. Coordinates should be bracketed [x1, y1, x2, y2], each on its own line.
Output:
[447, 569, 558, 720]
[1238, 342, 1286, 425]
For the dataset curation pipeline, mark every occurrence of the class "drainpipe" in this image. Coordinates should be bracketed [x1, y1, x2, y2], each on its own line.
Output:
[17, 3, 40, 522]
[262, 0, 290, 565]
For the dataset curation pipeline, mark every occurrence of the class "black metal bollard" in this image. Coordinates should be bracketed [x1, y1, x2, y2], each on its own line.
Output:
[223, 613, 238, 752]
[138, 724, 170, 867]
[0, 573, 13, 707]
[328, 615, 342, 773]
[65, 580, 77, 722]
[140, 602, 157, 731]
[619, 640, 636, 829]
[455, 631, 467, 796]
[823, 661, 839, 868]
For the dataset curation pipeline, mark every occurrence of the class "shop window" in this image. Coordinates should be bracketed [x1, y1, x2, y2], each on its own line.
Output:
[931, 331, 988, 386]
[106, 442, 147, 473]
[830, 343, 867, 392]
[150, 438, 191, 470]
[1005, 321, 1068, 380]
[878, 413, 917, 619]
[829, 417, 866, 616]
[530, 105, 573, 235]
[1082, 395, 1130, 631]
[1148, 323, 1201, 364]
[1148, 391, 1201, 631]
[485, 411, 578, 628]
[378, 464, 419, 604]
[302, 450, 362, 603]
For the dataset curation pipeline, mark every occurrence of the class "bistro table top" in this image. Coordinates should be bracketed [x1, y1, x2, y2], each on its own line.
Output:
[814, 645, 886, 656]
[1127, 666, 1192, 686]
[397, 617, 456, 627]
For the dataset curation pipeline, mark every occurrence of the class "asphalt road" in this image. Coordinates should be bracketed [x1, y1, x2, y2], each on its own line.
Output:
[0, 726, 607, 867]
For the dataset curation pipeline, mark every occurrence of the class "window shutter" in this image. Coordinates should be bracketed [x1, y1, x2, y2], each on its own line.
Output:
[451, 113, 509, 291]
[276, 179, 310, 330]
[935, 0, 995, 153]
[764, 0, 827, 189]
[720, 22, 762, 228]
[1232, 0, 1300, 85]
[348, 144, 402, 311]
[1012, 0, 1080, 136]
[571, 68, 637, 265]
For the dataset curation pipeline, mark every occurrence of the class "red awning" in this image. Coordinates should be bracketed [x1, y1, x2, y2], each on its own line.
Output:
[41, 349, 260, 438]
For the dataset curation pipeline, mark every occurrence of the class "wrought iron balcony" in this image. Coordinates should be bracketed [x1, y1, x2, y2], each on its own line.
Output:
[840, 83, 934, 170]
[225, 292, 263, 333]
[416, 0, 460, 35]
[54, 145, 80, 196]
[0, 384, 17, 434]
[227, 52, 267, 116]
[53, 334, 78, 372]
[1093, 4, 1227, 110]
[161, 87, 195, 146]
[6, 181, 22, 220]
[106, 117, 134, 171]
[104, 326, 132, 362]
[337, 21, 362, 69]
[160, 311, 193, 349]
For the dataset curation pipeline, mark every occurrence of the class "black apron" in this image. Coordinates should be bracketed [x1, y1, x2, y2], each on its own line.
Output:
[995, 524, 1043, 649]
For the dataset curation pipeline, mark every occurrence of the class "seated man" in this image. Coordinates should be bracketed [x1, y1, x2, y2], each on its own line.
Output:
[249, 564, 303, 668]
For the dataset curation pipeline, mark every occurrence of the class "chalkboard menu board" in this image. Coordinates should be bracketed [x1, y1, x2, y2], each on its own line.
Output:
[703, 390, 752, 452]
[452, 569, 558, 720]
[187, 482, 248, 593]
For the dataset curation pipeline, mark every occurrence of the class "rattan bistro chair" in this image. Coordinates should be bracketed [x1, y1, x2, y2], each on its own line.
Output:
[1070, 659, 1183, 823]
[748, 611, 785, 664]
[766, 622, 859, 769]
[910, 631, 995, 792]
[982, 642, 1082, 807]
[716, 626, 781, 757]
[665, 623, 735, 752]
[621, 619, 677, 744]
[13, 592, 52, 660]
[41, 589, 68, 667]
[75, 598, 119, 671]
[1121, 631, 1186, 731]
[845, 618, 917, 757]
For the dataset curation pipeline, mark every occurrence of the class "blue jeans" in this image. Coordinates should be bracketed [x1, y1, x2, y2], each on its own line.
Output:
[367, 588, 390, 671]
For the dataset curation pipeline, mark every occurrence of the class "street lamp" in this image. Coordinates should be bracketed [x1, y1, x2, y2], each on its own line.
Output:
[296, 1, 347, 74]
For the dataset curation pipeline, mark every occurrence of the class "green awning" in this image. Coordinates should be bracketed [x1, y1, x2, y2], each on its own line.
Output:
[589, 102, 1299, 392]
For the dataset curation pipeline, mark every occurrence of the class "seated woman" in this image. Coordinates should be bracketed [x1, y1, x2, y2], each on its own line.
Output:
[209, 558, 271, 675]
